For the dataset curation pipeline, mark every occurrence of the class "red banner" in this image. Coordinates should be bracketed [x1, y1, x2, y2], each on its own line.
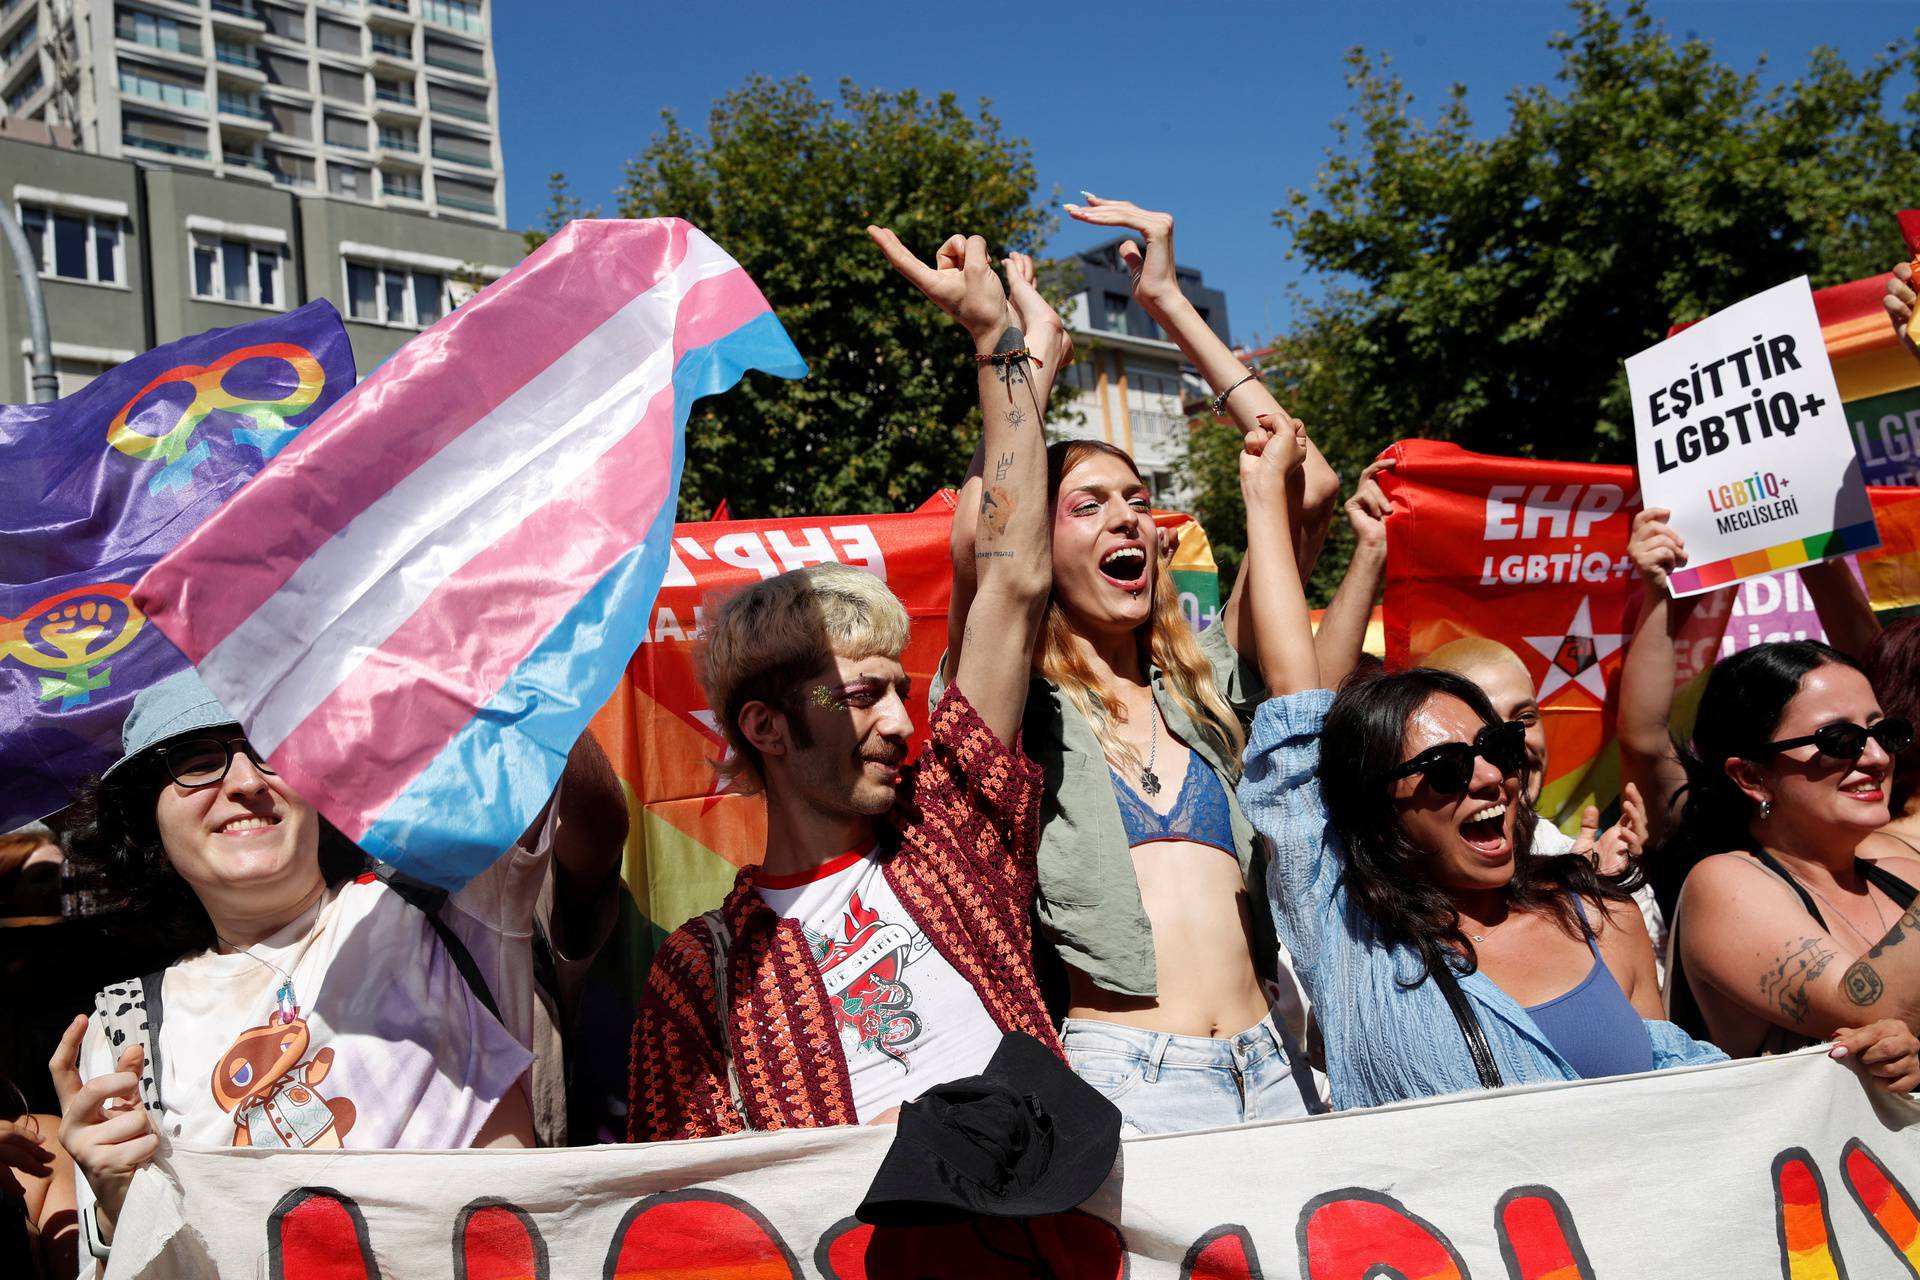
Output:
[1380, 440, 1920, 826]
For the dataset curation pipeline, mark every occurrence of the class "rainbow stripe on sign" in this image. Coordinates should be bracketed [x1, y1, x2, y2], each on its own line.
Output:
[1667, 520, 1880, 595]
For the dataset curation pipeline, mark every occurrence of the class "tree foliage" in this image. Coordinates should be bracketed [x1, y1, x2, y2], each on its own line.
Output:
[523, 172, 600, 253]
[618, 75, 1052, 519]
[1189, 0, 1920, 603]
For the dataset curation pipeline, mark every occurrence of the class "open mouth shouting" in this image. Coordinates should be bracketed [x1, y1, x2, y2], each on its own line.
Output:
[1459, 801, 1511, 860]
[1098, 543, 1149, 593]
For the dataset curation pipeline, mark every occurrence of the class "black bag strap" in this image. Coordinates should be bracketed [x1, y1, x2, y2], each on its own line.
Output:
[377, 870, 503, 1024]
[1427, 949, 1503, 1089]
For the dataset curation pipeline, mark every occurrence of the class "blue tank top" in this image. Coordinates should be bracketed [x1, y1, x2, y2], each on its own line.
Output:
[1108, 750, 1235, 855]
[1522, 898, 1653, 1079]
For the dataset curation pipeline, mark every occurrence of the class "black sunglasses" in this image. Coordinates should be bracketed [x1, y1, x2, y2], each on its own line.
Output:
[1386, 721, 1528, 796]
[1755, 717, 1914, 763]
[157, 735, 278, 790]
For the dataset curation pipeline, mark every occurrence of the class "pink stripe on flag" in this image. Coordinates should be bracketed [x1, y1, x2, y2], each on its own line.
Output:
[673, 268, 781, 361]
[138, 220, 694, 664]
[274, 379, 678, 837]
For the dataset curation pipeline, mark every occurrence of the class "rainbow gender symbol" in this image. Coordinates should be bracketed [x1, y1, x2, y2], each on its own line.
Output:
[105, 342, 326, 494]
[0, 582, 146, 709]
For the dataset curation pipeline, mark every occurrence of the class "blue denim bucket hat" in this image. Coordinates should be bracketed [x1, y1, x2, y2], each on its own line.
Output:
[100, 669, 241, 781]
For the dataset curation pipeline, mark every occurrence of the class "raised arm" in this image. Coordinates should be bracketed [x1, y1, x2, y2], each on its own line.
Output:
[868, 229, 1064, 744]
[518, 730, 628, 954]
[1238, 416, 1316, 696]
[1884, 260, 1919, 365]
[1314, 456, 1393, 688]
[1799, 558, 1881, 663]
[1617, 508, 1732, 845]
[1064, 196, 1339, 645]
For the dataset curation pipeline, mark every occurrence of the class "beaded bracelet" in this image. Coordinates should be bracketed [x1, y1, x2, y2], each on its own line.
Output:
[973, 347, 1045, 368]
[1211, 370, 1261, 418]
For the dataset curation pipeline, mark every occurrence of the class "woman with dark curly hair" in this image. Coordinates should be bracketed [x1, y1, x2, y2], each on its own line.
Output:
[49, 669, 619, 1270]
[1229, 485, 1726, 1107]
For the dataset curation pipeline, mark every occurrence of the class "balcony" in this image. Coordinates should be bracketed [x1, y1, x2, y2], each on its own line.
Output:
[372, 87, 419, 118]
[116, 23, 204, 62]
[365, 0, 415, 28]
[369, 35, 412, 67]
[214, 49, 266, 82]
[429, 99, 487, 123]
[437, 192, 494, 216]
[423, 50, 484, 78]
[429, 144, 488, 169]
[120, 77, 209, 115]
[271, 166, 316, 189]
[382, 178, 423, 201]
[218, 102, 272, 134]
[376, 137, 422, 167]
[124, 133, 212, 162]
[209, 1, 265, 31]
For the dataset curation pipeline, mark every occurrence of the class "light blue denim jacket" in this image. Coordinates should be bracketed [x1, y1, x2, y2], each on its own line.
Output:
[1238, 688, 1726, 1111]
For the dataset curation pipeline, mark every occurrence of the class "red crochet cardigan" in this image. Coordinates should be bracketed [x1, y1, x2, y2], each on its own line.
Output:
[626, 684, 1059, 1140]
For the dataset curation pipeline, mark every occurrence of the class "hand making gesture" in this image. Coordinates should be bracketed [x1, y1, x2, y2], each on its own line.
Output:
[1885, 261, 1919, 364]
[867, 227, 1013, 355]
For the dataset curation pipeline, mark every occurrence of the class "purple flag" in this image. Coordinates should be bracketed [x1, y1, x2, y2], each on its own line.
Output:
[0, 300, 355, 830]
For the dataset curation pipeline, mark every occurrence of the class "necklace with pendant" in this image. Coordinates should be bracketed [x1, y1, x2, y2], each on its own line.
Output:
[1138, 697, 1163, 797]
[217, 933, 302, 1025]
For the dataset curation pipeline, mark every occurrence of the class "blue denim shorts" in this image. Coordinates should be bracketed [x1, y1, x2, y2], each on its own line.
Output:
[1060, 1012, 1327, 1136]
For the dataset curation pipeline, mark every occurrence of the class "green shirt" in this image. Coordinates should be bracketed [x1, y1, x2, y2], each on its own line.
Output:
[935, 624, 1278, 998]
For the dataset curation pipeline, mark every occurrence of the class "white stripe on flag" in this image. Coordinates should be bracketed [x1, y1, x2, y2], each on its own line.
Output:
[209, 234, 740, 755]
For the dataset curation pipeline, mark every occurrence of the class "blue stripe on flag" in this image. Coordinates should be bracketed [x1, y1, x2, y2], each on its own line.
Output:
[356, 310, 805, 887]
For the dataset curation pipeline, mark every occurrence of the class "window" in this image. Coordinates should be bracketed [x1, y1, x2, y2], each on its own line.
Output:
[2, 17, 36, 67]
[373, 77, 415, 105]
[376, 124, 416, 151]
[20, 205, 124, 285]
[427, 82, 487, 122]
[191, 236, 283, 308]
[218, 89, 266, 119]
[25, 355, 115, 398]
[319, 66, 362, 103]
[261, 51, 307, 88]
[1102, 292, 1130, 334]
[5, 67, 42, 111]
[117, 8, 198, 56]
[316, 17, 359, 54]
[329, 162, 369, 196]
[421, 0, 482, 34]
[381, 170, 421, 199]
[214, 38, 258, 68]
[323, 112, 368, 150]
[118, 64, 207, 111]
[342, 258, 445, 327]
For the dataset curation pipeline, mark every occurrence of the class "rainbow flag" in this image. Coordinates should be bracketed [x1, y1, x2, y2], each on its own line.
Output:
[0, 301, 353, 831]
[135, 220, 805, 889]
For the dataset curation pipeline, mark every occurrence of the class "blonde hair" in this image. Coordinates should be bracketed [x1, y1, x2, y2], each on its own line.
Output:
[1037, 440, 1246, 776]
[699, 562, 911, 791]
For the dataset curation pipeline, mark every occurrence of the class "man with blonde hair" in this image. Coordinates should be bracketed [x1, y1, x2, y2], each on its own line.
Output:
[628, 234, 1071, 1139]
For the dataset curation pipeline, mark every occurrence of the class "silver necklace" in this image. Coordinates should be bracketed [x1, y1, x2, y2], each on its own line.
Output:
[1138, 697, 1162, 797]
[1803, 880, 1892, 950]
[216, 932, 302, 1026]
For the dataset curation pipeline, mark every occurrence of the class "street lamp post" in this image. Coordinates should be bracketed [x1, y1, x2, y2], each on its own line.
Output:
[0, 201, 59, 402]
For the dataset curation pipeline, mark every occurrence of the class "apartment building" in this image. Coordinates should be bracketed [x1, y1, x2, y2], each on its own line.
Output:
[0, 0, 503, 224]
[0, 0, 522, 397]
[1051, 238, 1232, 508]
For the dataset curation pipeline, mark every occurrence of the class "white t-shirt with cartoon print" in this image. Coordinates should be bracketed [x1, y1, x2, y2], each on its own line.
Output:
[73, 840, 546, 1264]
[756, 848, 1004, 1123]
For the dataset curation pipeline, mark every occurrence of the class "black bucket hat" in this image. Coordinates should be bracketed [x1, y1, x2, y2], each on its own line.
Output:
[855, 1031, 1121, 1227]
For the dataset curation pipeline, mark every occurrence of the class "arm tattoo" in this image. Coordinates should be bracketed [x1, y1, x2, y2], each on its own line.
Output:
[1841, 901, 1916, 1006]
[993, 451, 1014, 481]
[1005, 407, 1027, 429]
[990, 326, 1029, 390]
[979, 485, 1014, 538]
[1758, 936, 1837, 1024]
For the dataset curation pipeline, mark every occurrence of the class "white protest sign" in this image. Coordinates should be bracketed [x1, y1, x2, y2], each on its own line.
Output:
[106, 1051, 1920, 1280]
[1628, 276, 1879, 597]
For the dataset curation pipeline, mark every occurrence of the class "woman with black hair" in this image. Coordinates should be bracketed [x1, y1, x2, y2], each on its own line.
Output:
[1231, 462, 1727, 1107]
[49, 670, 621, 1269]
[1660, 640, 1920, 1084]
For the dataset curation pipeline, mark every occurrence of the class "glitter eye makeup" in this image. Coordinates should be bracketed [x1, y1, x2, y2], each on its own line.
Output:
[808, 685, 850, 711]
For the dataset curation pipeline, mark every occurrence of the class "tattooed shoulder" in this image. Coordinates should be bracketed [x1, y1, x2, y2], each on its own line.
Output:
[1757, 936, 1837, 1025]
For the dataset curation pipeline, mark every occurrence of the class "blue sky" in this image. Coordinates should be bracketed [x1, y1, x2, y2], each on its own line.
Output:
[493, 1, 1917, 347]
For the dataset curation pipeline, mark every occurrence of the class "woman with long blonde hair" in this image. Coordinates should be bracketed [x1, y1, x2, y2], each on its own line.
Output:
[940, 198, 1338, 1133]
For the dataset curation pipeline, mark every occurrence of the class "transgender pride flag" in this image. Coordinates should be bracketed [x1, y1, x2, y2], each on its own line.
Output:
[135, 220, 805, 888]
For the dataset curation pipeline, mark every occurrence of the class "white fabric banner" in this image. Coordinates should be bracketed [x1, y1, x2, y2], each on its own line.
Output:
[109, 1050, 1919, 1279]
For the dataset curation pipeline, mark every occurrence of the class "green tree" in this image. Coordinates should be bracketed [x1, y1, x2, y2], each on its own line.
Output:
[619, 75, 1053, 519]
[522, 171, 600, 254]
[1189, 0, 1920, 603]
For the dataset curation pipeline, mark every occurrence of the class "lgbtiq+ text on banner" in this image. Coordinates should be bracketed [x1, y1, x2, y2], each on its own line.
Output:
[1627, 276, 1879, 596]
[0, 301, 354, 832]
[1379, 440, 1920, 832]
[135, 220, 807, 890]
